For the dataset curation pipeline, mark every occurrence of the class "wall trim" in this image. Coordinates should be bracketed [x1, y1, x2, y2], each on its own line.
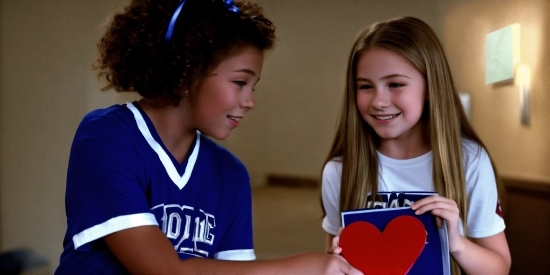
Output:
[501, 177, 550, 197]
[266, 174, 319, 188]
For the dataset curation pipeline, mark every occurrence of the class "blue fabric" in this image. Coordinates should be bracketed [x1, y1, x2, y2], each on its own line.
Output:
[56, 102, 253, 274]
[165, 0, 186, 41]
[224, 0, 240, 13]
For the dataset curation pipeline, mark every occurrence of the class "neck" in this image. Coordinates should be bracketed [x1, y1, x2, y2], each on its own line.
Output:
[377, 122, 430, 159]
[137, 98, 195, 164]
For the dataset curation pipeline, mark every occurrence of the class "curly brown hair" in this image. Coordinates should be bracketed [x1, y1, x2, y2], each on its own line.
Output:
[94, 0, 276, 105]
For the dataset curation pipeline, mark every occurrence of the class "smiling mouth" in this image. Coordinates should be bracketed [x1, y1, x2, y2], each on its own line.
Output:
[228, 115, 242, 122]
[373, 114, 399, 120]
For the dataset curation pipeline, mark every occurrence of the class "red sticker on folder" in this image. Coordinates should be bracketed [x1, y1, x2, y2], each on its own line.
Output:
[340, 216, 426, 275]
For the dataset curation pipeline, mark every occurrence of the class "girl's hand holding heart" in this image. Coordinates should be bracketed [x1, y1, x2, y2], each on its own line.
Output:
[411, 195, 465, 253]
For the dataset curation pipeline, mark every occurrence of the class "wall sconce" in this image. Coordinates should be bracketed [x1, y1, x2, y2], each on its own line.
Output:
[515, 64, 531, 126]
[486, 24, 530, 126]
[459, 92, 472, 121]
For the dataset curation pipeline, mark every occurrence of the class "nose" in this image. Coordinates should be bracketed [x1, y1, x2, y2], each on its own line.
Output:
[241, 89, 256, 110]
[371, 88, 390, 109]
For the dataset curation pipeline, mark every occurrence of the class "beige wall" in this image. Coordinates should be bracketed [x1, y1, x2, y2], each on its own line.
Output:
[222, 0, 442, 187]
[0, 0, 547, 273]
[438, 0, 550, 182]
[0, 0, 137, 271]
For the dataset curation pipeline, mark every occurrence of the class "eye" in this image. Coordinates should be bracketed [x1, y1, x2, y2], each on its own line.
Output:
[357, 84, 373, 90]
[389, 82, 405, 88]
[233, 81, 247, 87]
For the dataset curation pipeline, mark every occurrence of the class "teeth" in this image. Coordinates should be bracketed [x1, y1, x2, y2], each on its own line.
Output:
[375, 115, 396, 120]
[229, 116, 241, 122]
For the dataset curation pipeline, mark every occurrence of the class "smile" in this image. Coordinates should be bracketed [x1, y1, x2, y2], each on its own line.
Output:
[228, 115, 241, 122]
[373, 114, 399, 120]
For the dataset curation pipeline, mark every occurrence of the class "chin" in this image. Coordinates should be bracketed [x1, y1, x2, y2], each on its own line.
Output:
[204, 130, 232, 140]
[374, 131, 398, 140]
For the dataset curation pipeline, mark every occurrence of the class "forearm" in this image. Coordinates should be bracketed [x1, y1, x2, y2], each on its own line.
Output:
[180, 253, 317, 275]
[177, 257, 273, 275]
[106, 226, 359, 275]
[179, 252, 358, 275]
[450, 233, 511, 275]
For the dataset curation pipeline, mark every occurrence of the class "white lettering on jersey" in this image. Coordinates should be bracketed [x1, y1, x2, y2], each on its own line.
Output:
[153, 204, 216, 257]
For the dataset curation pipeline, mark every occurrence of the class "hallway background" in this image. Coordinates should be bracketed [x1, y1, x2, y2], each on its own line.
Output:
[0, 0, 548, 274]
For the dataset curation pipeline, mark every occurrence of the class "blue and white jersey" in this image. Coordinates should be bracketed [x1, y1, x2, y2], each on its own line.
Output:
[56, 102, 254, 275]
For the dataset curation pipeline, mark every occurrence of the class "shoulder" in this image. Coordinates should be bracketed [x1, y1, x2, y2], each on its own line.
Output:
[75, 104, 135, 139]
[460, 137, 496, 191]
[70, 104, 142, 165]
[460, 137, 491, 169]
[322, 157, 342, 187]
[323, 157, 342, 174]
[68, 103, 143, 162]
[460, 137, 482, 155]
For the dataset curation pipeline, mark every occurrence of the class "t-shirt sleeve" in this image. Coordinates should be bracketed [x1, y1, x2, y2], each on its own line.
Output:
[65, 114, 157, 251]
[463, 142, 505, 238]
[212, 157, 255, 261]
[321, 160, 342, 236]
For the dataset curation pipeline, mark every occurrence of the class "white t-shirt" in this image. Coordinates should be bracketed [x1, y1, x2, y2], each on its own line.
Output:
[321, 138, 505, 238]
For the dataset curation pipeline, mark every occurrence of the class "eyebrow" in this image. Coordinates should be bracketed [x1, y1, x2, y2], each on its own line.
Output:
[356, 74, 411, 81]
[233, 68, 257, 77]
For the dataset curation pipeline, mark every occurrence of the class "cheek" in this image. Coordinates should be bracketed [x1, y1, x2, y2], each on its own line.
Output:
[356, 93, 371, 112]
[399, 95, 425, 119]
[190, 95, 218, 121]
[356, 96, 374, 124]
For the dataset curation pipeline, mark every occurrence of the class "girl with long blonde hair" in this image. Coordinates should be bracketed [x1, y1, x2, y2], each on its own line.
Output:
[322, 16, 511, 274]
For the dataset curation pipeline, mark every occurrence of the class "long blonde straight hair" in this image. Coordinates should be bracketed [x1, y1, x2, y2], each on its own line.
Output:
[323, 16, 504, 274]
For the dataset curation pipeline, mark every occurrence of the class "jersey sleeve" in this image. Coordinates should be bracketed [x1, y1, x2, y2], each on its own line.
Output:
[212, 152, 255, 261]
[212, 180, 255, 261]
[463, 140, 505, 238]
[321, 159, 343, 236]
[65, 113, 157, 251]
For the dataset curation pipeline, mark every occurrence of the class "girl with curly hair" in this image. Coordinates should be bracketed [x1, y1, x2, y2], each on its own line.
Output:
[55, 1, 361, 274]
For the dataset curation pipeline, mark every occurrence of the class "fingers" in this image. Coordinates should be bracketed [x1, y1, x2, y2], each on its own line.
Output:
[345, 266, 364, 275]
[429, 207, 459, 222]
[332, 228, 343, 247]
[328, 239, 342, 254]
[411, 195, 457, 215]
[327, 228, 344, 254]
[331, 229, 363, 274]
[335, 255, 363, 275]
[411, 195, 454, 207]
[329, 246, 342, 255]
[411, 195, 460, 227]
[341, 265, 364, 275]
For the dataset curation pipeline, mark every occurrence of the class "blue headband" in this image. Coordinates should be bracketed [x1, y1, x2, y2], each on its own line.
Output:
[165, 0, 241, 42]
[224, 0, 240, 13]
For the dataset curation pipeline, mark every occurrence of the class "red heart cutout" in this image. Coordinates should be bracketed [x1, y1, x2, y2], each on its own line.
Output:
[340, 216, 426, 275]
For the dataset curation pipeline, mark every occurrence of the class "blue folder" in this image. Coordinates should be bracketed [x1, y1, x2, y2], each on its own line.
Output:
[341, 192, 450, 275]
